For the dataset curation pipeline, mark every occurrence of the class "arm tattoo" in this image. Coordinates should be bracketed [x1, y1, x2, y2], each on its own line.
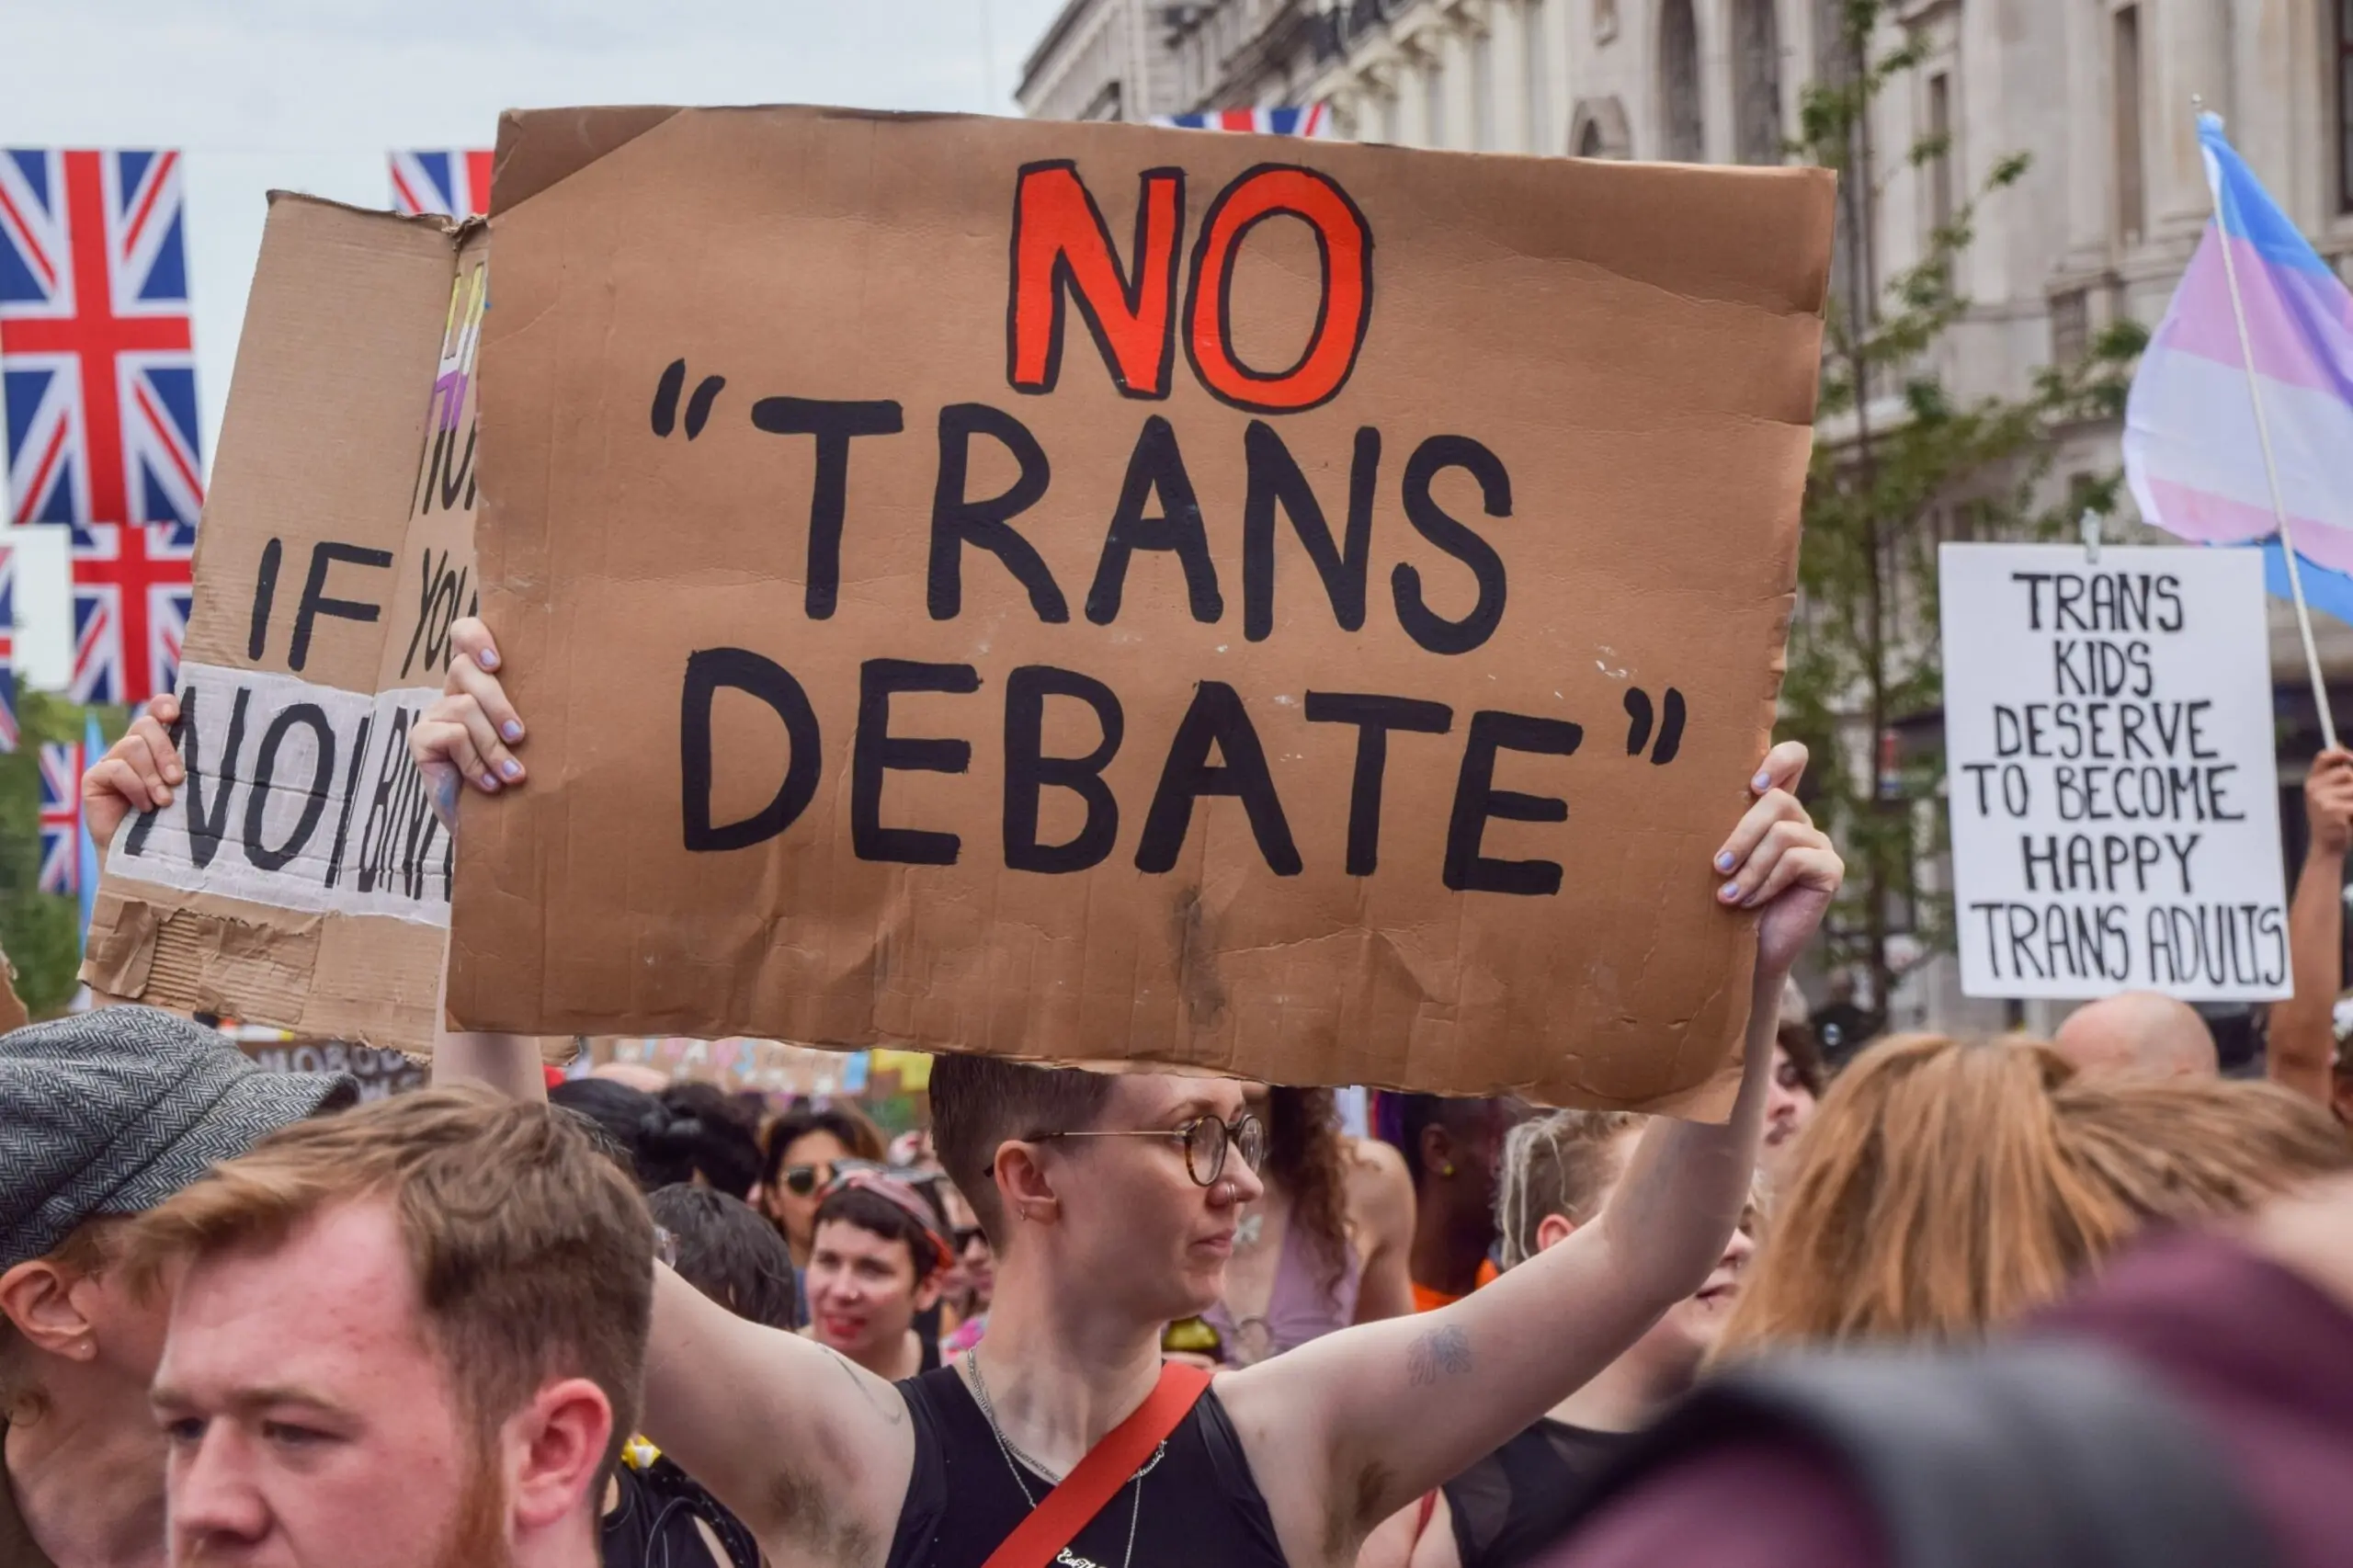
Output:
[1406, 1324, 1473, 1386]
[825, 1346, 907, 1426]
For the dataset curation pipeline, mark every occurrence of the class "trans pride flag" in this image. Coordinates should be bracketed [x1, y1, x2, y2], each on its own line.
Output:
[2124, 115, 2353, 622]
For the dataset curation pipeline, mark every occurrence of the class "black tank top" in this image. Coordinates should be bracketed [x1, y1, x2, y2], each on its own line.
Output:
[601, 1455, 762, 1568]
[1440, 1418, 1632, 1568]
[885, 1365, 1289, 1568]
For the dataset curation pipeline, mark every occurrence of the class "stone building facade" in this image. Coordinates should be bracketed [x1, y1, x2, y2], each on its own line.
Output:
[1017, 0, 1191, 122]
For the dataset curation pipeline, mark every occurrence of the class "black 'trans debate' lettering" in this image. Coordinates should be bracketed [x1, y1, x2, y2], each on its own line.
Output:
[654, 357, 1533, 652]
[1134, 681, 1302, 876]
[639, 153, 1727, 902]
[1244, 423, 1377, 643]
[928, 403, 1068, 622]
[1445, 711, 1584, 894]
[1304, 692, 1451, 875]
[681, 649, 823, 852]
[1086, 415, 1224, 626]
[1622, 687, 1686, 765]
[853, 659, 982, 866]
[1394, 436, 1510, 655]
[1003, 665, 1124, 874]
[748, 396, 906, 620]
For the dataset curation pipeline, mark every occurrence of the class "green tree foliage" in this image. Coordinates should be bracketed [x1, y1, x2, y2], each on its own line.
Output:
[0, 689, 102, 1016]
[1783, 0, 2148, 1017]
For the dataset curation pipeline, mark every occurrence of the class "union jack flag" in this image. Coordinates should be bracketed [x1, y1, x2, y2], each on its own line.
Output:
[70, 520, 191, 706]
[0, 148, 202, 705]
[0, 544, 16, 754]
[38, 739, 80, 894]
[391, 150, 493, 218]
[1153, 106, 1330, 137]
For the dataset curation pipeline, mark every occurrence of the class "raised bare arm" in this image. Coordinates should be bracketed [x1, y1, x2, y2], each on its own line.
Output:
[415, 619, 913, 1568]
[1220, 741, 1839, 1565]
[2270, 750, 2353, 1107]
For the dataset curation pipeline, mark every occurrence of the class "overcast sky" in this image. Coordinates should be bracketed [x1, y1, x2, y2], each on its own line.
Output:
[0, 0, 1073, 460]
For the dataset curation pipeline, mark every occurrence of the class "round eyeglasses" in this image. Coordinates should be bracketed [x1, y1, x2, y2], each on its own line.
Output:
[1026, 1111, 1268, 1187]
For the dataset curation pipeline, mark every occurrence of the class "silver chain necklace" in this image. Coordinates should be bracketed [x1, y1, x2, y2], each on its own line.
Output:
[967, 1350, 1169, 1568]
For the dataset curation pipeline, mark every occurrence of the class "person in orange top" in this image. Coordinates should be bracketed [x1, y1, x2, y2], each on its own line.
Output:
[1395, 1096, 1521, 1312]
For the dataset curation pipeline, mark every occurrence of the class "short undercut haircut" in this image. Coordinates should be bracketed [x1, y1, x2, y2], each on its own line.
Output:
[929, 1054, 1115, 1243]
[124, 1086, 654, 1479]
[1495, 1108, 1648, 1269]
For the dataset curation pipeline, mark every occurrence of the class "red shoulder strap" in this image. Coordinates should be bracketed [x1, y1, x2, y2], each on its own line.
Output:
[978, 1361, 1215, 1568]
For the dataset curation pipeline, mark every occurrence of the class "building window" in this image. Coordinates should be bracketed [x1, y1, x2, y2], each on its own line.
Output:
[1425, 57, 1447, 146]
[1660, 0, 1703, 161]
[1524, 0, 1552, 152]
[1570, 96, 1633, 159]
[2338, 0, 2353, 210]
[1733, 0, 1782, 164]
[2114, 5, 2146, 241]
[1927, 68, 1954, 288]
[2050, 287, 2090, 364]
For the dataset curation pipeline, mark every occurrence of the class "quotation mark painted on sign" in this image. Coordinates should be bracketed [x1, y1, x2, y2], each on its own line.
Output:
[1622, 687, 1686, 766]
[651, 358, 726, 439]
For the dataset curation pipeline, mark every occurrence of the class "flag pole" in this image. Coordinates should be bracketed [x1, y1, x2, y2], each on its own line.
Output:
[2196, 97, 2340, 751]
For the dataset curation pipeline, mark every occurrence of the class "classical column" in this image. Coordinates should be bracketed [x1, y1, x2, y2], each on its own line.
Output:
[2147, 0, 2233, 234]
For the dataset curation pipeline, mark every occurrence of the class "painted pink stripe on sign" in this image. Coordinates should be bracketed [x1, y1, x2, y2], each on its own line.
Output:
[2141, 477, 2353, 573]
[2154, 234, 2353, 395]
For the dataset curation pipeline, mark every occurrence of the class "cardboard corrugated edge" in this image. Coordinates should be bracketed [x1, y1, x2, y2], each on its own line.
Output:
[82, 191, 476, 1050]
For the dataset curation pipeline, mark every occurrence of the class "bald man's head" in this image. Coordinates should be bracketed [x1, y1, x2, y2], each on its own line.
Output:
[2053, 992, 2219, 1080]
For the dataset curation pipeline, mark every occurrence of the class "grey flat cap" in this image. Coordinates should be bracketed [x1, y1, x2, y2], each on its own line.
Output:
[1, 1006, 357, 1271]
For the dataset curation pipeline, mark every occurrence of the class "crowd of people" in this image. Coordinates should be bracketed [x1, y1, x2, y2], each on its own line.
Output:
[2, 617, 2348, 1568]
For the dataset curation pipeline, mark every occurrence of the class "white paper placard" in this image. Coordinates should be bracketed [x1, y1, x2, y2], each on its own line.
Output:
[1940, 543, 2290, 1001]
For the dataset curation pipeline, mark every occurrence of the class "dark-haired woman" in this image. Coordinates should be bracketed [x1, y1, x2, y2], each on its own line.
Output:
[754, 1100, 887, 1270]
[1201, 1085, 1415, 1365]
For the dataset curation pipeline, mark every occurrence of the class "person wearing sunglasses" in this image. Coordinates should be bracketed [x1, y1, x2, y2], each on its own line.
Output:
[935, 1182, 997, 1357]
[753, 1104, 886, 1286]
[281, 618, 1844, 1568]
[801, 1168, 955, 1382]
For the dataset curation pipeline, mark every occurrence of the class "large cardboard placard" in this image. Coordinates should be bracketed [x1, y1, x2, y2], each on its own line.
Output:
[81, 195, 485, 1051]
[449, 107, 1832, 1111]
[1941, 542, 2290, 1001]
